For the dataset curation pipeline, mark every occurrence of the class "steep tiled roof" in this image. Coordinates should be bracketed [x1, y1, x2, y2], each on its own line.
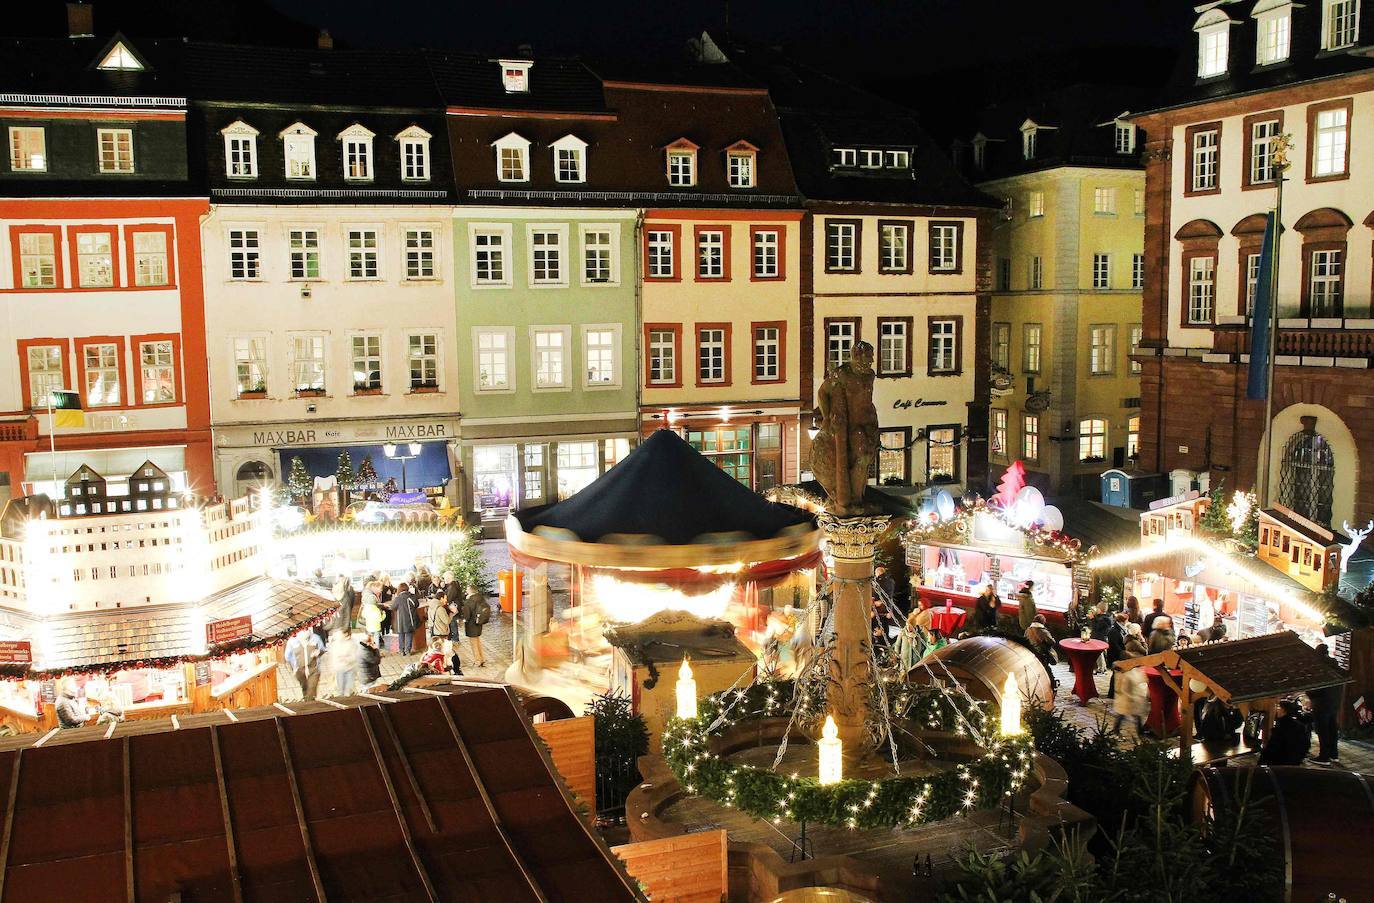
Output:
[426, 50, 606, 113]
[185, 43, 442, 107]
[0, 33, 187, 99]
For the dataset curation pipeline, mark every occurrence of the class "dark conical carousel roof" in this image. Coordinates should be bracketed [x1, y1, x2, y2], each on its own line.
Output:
[515, 429, 814, 544]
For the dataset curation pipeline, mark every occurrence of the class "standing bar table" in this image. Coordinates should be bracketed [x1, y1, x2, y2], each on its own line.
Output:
[1058, 638, 1107, 705]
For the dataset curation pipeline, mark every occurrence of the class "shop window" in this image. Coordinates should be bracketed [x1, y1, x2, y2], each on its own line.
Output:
[878, 428, 909, 484]
[687, 427, 752, 486]
[1278, 422, 1334, 526]
[523, 445, 544, 502]
[555, 442, 598, 499]
[926, 426, 959, 484]
[473, 445, 517, 515]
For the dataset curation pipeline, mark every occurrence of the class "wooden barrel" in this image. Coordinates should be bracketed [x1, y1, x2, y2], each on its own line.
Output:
[1190, 765, 1374, 902]
[911, 636, 1055, 712]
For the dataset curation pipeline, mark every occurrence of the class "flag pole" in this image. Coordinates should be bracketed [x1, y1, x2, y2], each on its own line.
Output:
[1258, 141, 1290, 508]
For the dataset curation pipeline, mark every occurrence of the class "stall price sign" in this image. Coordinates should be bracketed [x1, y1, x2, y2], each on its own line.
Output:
[206, 616, 253, 647]
[194, 661, 212, 687]
[0, 640, 32, 665]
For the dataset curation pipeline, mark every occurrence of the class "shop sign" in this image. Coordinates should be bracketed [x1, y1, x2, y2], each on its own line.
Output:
[891, 398, 948, 410]
[206, 615, 253, 647]
[40, 680, 56, 704]
[248, 421, 452, 447]
[1149, 489, 1201, 511]
[0, 641, 32, 665]
[194, 660, 212, 687]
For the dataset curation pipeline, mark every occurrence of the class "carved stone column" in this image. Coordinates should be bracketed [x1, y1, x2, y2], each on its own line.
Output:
[820, 512, 890, 761]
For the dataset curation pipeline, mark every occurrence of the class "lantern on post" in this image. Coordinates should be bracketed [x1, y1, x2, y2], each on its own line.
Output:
[675, 656, 698, 720]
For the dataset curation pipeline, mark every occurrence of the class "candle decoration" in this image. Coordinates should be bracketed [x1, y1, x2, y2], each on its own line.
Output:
[1000, 672, 1022, 736]
[818, 713, 843, 785]
[675, 656, 697, 720]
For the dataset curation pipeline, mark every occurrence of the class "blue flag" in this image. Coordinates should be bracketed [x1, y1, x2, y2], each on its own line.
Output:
[1246, 211, 1278, 401]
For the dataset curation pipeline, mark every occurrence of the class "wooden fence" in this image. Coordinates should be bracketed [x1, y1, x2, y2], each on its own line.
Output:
[534, 715, 597, 809]
[612, 830, 728, 903]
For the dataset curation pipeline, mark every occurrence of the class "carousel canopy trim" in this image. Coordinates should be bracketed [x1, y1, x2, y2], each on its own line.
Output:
[1119, 631, 1349, 704]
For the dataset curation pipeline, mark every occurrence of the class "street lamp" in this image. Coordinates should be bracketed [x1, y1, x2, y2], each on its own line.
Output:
[383, 442, 422, 493]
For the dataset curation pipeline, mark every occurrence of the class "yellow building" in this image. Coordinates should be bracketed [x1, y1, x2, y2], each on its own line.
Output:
[964, 90, 1145, 496]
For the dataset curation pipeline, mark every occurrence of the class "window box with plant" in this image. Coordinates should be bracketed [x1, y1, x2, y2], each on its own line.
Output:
[295, 387, 326, 398]
[353, 383, 382, 396]
[237, 385, 267, 399]
[409, 380, 440, 394]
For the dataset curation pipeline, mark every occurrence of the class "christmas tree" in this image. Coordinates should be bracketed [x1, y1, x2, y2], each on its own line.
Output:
[286, 456, 313, 508]
[336, 450, 355, 507]
[441, 527, 495, 595]
[1198, 482, 1231, 535]
[357, 454, 378, 491]
[992, 460, 1027, 509]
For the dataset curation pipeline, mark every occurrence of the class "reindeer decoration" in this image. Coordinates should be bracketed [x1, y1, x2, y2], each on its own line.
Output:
[1340, 519, 1374, 574]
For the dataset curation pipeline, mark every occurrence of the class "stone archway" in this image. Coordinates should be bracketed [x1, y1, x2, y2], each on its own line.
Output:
[1258, 404, 1357, 528]
[234, 459, 274, 499]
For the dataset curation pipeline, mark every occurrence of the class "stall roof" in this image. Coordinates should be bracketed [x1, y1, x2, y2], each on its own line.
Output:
[517, 429, 814, 544]
[1120, 631, 1349, 704]
[0, 683, 643, 902]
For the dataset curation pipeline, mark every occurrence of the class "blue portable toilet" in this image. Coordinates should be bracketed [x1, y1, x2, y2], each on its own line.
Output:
[1100, 469, 1167, 509]
[1100, 469, 1131, 507]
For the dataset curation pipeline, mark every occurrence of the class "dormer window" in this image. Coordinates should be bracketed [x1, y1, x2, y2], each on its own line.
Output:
[338, 124, 375, 181]
[1254, 0, 1292, 65]
[280, 123, 317, 180]
[396, 125, 431, 181]
[551, 134, 587, 183]
[832, 147, 857, 168]
[884, 150, 910, 169]
[1323, 0, 1360, 49]
[666, 138, 698, 187]
[725, 141, 758, 189]
[971, 134, 987, 171]
[1194, 10, 1234, 78]
[499, 59, 532, 93]
[220, 121, 259, 179]
[493, 132, 531, 182]
[1113, 120, 1136, 154]
[1021, 123, 1039, 160]
[859, 149, 883, 168]
[97, 41, 144, 71]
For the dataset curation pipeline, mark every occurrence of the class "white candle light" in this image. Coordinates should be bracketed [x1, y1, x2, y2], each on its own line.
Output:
[675, 656, 697, 720]
[1001, 672, 1022, 736]
[818, 714, 843, 785]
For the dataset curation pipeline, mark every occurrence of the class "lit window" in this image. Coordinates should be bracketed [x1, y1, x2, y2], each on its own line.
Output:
[584, 327, 617, 386]
[233, 337, 267, 396]
[1029, 191, 1045, 217]
[929, 223, 960, 271]
[18, 233, 57, 288]
[1132, 253, 1144, 290]
[1308, 248, 1343, 317]
[648, 329, 676, 385]
[475, 329, 511, 390]
[697, 230, 725, 279]
[826, 321, 856, 370]
[532, 329, 567, 389]
[138, 340, 175, 404]
[1129, 325, 1143, 374]
[1079, 419, 1107, 461]
[1255, 8, 1291, 65]
[1249, 118, 1281, 184]
[926, 427, 958, 483]
[929, 319, 959, 374]
[1187, 256, 1216, 324]
[291, 335, 326, 393]
[1323, 0, 1360, 49]
[289, 229, 320, 279]
[499, 60, 531, 93]
[1021, 414, 1040, 461]
[727, 146, 756, 188]
[1197, 23, 1230, 78]
[1127, 415, 1141, 460]
[221, 121, 258, 178]
[404, 228, 435, 280]
[351, 335, 382, 391]
[132, 231, 169, 286]
[832, 148, 857, 167]
[338, 125, 375, 180]
[582, 226, 616, 284]
[1092, 253, 1111, 289]
[1245, 252, 1262, 315]
[494, 133, 530, 182]
[991, 409, 1007, 457]
[83, 342, 121, 407]
[697, 328, 726, 383]
[647, 229, 675, 278]
[347, 229, 379, 279]
[552, 135, 587, 183]
[1023, 323, 1042, 373]
[281, 123, 317, 180]
[397, 126, 431, 181]
[885, 149, 910, 168]
[1312, 105, 1349, 178]
[667, 148, 697, 187]
[1093, 187, 1116, 214]
[97, 41, 143, 71]
[27, 345, 64, 408]
[472, 229, 507, 285]
[753, 325, 781, 381]
[1090, 324, 1116, 375]
[1190, 128, 1219, 191]
[408, 334, 439, 390]
[825, 220, 858, 271]
[1114, 122, 1136, 154]
[879, 222, 910, 273]
[76, 232, 114, 287]
[97, 128, 133, 173]
[530, 228, 565, 285]
[1030, 256, 1043, 289]
[878, 320, 908, 375]
[8, 126, 46, 172]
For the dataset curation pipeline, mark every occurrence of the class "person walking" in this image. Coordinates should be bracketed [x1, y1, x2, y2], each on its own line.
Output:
[285, 628, 325, 701]
[331, 627, 358, 696]
[447, 600, 466, 675]
[358, 635, 382, 689]
[329, 574, 354, 635]
[1261, 699, 1312, 766]
[462, 583, 492, 667]
[1112, 625, 1149, 734]
[390, 582, 419, 655]
[1016, 581, 1038, 632]
[378, 573, 396, 637]
[1024, 613, 1058, 689]
[1106, 612, 1128, 697]
[361, 581, 384, 644]
[1307, 645, 1343, 766]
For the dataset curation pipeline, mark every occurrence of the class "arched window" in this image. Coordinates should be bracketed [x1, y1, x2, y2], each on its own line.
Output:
[1278, 418, 1334, 525]
[235, 460, 274, 498]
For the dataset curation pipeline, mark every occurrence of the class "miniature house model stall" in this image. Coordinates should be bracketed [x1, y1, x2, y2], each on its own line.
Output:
[1256, 505, 1344, 594]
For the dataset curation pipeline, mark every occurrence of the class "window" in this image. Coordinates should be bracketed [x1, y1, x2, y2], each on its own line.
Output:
[1030, 255, 1044, 289]
[472, 229, 507, 285]
[825, 220, 859, 272]
[1307, 248, 1343, 317]
[727, 146, 756, 188]
[351, 334, 382, 391]
[1198, 24, 1230, 77]
[860, 149, 883, 168]
[494, 133, 530, 182]
[926, 426, 959, 483]
[686, 427, 752, 485]
[752, 324, 782, 382]
[885, 149, 910, 169]
[222, 122, 258, 178]
[552, 135, 587, 183]
[1131, 252, 1144, 289]
[581, 226, 616, 284]
[18, 232, 57, 288]
[233, 337, 266, 396]
[396, 227, 435, 280]
[1021, 414, 1040, 462]
[832, 147, 857, 167]
[1249, 117, 1282, 185]
[971, 137, 986, 170]
[584, 327, 617, 386]
[339, 125, 374, 181]
[1093, 187, 1116, 214]
[532, 328, 568, 389]
[530, 228, 565, 285]
[752, 228, 780, 279]
[697, 327, 727, 384]
[1029, 191, 1045, 217]
[697, 229, 725, 279]
[1022, 127, 1037, 160]
[928, 317, 959, 374]
[878, 318, 910, 376]
[1323, 0, 1360, 48]
[667, 148, 696, 187]
[8, 126, 45, 171]
[1090, 325, 1116, 375]
[281, 124, 317, 180]
[1130, 325, 1143, 374]
[929, 222, 961, 272]
[408, 334, 439, 389]
[97, 128, 133, 173]
[347, 229, 379, 279]
[1079, 418, 1107, 461]
[647, 229, 676, 279]
[288, 229, 320, 279]
[992, 322, 1011, 370]
[1310, 102, 1350, 180]
[647, 328, 677, 385]
[1244, 252, 1262, 314]
[1255, 8, 1291, 64]
[991, 409, 1008, 457]
[500, 60, 531, 93]
[397, 126, 431, 181]
[291, 335, 326, 393]
[1187, 255, 1216, 324]
[475, 329, 511, 391]
[1092, 253, 1111, 289]
[1278, 425, 1335, 525]
[878, 221, 912, 273]
[27, 345, 64, 408]
[1023, 323, 1042, 373]
[825, 320, 857, 371]
[1133, 189, 1145, 215]
[131, 231, 169, 286]
[1190, 126, 1220, 192]
[1127, 415, 1141, 460]
[97, 42, 143, 71]
[878, 429, 909, 484]
[76, 231, 114, 287]
[228, 229, 260, 280]
[83, 342, 121, 407]
[1114, 122, 1136, 154]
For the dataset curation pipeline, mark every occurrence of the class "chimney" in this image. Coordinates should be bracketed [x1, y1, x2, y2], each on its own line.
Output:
[66, 2, 94, 38]
[317, 29, 333, 50]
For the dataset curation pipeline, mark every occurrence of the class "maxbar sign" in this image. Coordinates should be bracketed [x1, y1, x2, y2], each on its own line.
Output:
[237, 418, 458, 447]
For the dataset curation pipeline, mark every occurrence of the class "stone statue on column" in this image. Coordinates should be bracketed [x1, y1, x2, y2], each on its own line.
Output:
[811, 341, 879, 517]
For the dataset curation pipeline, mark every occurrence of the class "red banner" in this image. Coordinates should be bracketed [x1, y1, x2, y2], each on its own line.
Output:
[206, 616, 253, 647]
[0, 641, 32, 665]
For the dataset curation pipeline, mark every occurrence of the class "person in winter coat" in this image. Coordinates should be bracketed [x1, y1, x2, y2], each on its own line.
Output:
[429, 593, 454, 657]
[331, 627, 358, 696]
[379, 574, 396, 635]
[1089, 604, 1113, 642]
[447, 601, 465, 675]
[285, 629, 325, 701]
[330, 575, 354, 635]
[1124, 595, 1143, 625]
[1141, 598, 1167, 637]
[55, 679, 90, 729]
[1148, 618, 1177, 655]
[1260, 699, 1312, 766]
[361, 582, 384, 644]
[462, 584, 491, 667]
[1024, 614, 1058, 689]
[389, 582, 419, 655]
[1306, 645, 1343, 765]
[358, 635, 382, 688]
[1106, 612, 1129, 697]
[1016, 581, 1038, 632]
[966, 585, 1000, 634]
[1112, 625, 1150, 734]
[420, 636, 448, 673]
[415, 566, 434, 600]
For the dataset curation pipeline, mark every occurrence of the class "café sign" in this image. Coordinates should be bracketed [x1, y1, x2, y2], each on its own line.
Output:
[243, 419, 455, 447]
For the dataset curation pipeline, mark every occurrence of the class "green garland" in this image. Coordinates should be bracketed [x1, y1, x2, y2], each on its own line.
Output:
[662, 679, 1034, 831]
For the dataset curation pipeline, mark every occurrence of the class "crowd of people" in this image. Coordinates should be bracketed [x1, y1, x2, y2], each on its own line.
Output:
[283, 566, 494, 701]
